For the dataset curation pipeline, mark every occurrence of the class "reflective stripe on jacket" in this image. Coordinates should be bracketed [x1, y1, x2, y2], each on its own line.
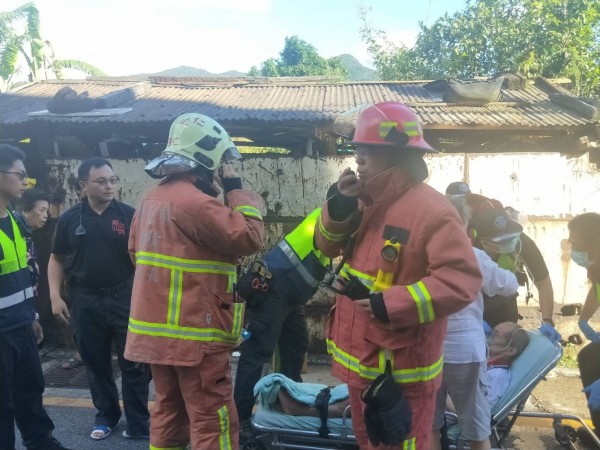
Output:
[0, 211, 33, 308]
[315, 166, 482, 392]
[125, 176, 264, 366]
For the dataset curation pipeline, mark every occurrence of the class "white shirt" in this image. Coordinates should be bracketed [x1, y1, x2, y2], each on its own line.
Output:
[443, 247, 519, 364]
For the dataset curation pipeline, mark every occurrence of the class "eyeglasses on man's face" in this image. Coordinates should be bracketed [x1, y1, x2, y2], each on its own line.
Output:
[83, 176, 120, 187]
[0, 171, 28, 181]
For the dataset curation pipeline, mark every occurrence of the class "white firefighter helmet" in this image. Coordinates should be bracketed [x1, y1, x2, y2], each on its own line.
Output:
[145, 113, 241, 177]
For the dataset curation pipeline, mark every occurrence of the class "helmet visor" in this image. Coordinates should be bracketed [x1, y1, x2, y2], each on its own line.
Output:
[221, 146, 242, 163]
[333, 103, 371, 138]
[144, 153, 198, 178]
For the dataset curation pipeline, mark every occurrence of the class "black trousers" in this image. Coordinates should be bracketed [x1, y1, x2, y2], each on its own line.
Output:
[234, 277, 309, 422]
[578, 343, 600, 430]
[71, 282, 150, 435]
[0, 324, 54, 450]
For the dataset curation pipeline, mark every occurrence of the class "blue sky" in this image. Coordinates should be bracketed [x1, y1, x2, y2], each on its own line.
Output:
[5, 0, 466, 77]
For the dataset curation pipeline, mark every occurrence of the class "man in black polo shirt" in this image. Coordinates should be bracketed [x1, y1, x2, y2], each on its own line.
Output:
[48, 157, 149, 441]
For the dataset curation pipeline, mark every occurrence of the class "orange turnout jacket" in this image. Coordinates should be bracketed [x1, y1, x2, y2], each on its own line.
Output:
[125, 176, 264, 366]
[316, 166, 482, 395]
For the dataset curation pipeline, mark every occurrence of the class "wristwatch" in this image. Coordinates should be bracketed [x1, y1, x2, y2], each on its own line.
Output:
[34, 312, 40, 321]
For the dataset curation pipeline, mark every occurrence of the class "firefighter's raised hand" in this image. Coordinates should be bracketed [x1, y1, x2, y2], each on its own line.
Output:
[51, 296, 70, 325]
[337, 168, 361, 197]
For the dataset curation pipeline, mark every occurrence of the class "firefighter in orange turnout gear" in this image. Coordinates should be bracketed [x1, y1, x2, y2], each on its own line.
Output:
[124, 113, 264, 450]
[317, 102, 482, 450]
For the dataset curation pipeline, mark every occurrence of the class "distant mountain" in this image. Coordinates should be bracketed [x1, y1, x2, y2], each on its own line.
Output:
[138, 65, 247, 78]
[335, 54, 377, 81]
[134, 55, 376, 81]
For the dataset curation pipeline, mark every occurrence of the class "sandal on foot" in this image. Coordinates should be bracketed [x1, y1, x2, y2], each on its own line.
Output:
[60, 357, 83, 370]
[122, 430, 149, 439]
[90, 425, 111, 440]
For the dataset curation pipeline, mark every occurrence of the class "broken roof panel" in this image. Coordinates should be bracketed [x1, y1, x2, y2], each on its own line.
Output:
[0, 77, 595, 129]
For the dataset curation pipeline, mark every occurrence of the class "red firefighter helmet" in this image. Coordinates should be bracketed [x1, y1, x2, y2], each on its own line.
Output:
[334, 102, 436, 153]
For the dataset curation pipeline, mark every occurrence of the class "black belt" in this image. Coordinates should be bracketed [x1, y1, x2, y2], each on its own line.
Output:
[74, 276, 133, 297]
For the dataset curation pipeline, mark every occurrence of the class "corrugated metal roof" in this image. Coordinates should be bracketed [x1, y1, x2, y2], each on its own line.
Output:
[0, 78, 595, 129]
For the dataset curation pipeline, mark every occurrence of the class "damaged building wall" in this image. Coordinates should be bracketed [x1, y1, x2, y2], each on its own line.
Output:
[42, 153, 600, 352]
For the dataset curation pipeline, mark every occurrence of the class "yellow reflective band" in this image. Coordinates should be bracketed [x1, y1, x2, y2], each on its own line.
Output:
[339, 265, 375, 290]
[317, 215, 346, 242]
[218, 405, 233, 450]
[136, 252, 236, 275]
[404, 121, 420, 137]
[167, 270, 183, 326]
[326, 339, 443, 383]
[403, 437, 416, 449]
[392, 354, 443, 383]
[234, 205, 263, 220]
[128, 303, 244, 343]
[378, 121, 398, 138]
[407, 281, 434, 324]
[149, 445, 188, 450]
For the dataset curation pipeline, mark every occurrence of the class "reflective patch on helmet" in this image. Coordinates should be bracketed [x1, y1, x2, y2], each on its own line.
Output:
[403, 121, 420, 136]
[378, 121, 398, 138]
[193, 152, 214, 168]
[213, 125, 222, 134]
[195, 135, 222, 151]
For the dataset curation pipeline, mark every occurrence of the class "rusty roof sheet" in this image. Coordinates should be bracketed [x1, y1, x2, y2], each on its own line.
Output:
[0, 78, 595, 129]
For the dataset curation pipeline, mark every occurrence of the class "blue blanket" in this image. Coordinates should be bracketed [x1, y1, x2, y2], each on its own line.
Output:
[254, 373, 349, 408]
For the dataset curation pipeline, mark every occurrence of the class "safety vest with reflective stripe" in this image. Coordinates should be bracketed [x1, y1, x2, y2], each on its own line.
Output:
[278, 208, 329, 287]
[0, 211, 33, 308]
[129, 251, 243, 344]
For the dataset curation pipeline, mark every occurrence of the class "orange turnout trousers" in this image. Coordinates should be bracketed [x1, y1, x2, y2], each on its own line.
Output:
[149, 352, 238, 450]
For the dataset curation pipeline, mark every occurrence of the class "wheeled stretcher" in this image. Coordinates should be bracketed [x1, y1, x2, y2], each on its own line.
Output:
[245, 330, 599, 450]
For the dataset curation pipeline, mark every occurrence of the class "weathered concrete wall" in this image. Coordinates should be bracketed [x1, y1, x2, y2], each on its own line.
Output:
[44, 153, 600, 350]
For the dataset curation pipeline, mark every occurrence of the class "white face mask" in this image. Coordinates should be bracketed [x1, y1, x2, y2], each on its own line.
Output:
[482, 236, 520, 255]
[571, 249, 594, 268]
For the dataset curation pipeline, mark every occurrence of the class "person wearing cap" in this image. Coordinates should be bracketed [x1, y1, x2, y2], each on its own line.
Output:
[445, 181, 471, 199]
[315, 102, 482, 449]
[124, 113, 264, 450]
[471, 207, 560, 342]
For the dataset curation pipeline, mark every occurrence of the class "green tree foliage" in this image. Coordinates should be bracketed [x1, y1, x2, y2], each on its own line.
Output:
[257, 36, 348, 79]
[361, 0, 600, 96]
[0, 3, 106, 92]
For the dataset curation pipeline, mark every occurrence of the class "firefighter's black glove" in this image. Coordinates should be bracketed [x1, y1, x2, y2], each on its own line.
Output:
[222, 177, 242, 193]
[361, 361, 412, 446]
[337, 273, 371, 300]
